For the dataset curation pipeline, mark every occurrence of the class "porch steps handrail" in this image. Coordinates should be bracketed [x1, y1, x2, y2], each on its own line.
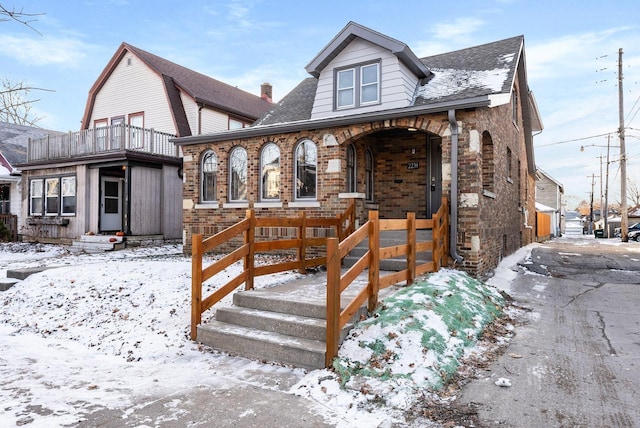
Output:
[190, 201, 356, 340]
[325, 197, 449, 366]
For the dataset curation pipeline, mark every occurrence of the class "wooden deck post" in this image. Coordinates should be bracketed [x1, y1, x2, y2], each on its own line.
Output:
[432, 209, 441, 271]
[191, 233, 203, 340]
[245, 209, 255, 291]
[407, 212, 416, 285]
[325, 237, 340, 367]
[367, 210, 380, 313]
[298, 211, 307, 274]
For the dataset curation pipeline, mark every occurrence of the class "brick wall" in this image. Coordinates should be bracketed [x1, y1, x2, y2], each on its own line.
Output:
[181, 106, 536, 278]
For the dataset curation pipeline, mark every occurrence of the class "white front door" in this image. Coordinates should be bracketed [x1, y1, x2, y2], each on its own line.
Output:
[100, 176, 122, 232]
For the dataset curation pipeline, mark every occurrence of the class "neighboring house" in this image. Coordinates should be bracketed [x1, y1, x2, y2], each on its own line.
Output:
[18, 43, 272, 245]
[535, 168, 564, 236]
[175, 21, 543, 277]
[0, 122, 65, 240]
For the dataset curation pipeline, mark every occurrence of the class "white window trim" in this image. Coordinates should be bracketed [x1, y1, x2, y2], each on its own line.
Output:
[61, 176, 76, 216]
[336, 68, 355, 109]
[44, 177, 60, 217]
[360, 63, 380, 105]
[339, 192, 365, 199]
[195, 202, 219, 209]
[288, 201, 321, 208]
[223, 202, 250, 209]
[29, 179, 43, 216]
[254, 202, 283, 209]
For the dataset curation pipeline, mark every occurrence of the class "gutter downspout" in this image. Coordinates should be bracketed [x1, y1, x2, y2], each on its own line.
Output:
[448, 109, 464, 264]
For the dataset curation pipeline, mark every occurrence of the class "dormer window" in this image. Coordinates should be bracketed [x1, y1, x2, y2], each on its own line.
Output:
[335, 61, 380, 110]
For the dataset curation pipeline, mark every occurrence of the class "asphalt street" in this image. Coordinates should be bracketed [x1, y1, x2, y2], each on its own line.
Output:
[456, 237, 640, 427]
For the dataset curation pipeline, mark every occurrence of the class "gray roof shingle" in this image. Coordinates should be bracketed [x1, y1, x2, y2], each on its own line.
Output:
[256, 35, 523, 127]
[0, 121, 63, 167]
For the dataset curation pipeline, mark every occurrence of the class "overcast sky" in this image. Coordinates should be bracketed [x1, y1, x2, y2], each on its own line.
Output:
[1, 0, 639, 208]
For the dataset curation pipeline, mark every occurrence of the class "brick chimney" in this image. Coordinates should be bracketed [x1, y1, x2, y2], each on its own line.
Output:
[261, 82, 272, 103]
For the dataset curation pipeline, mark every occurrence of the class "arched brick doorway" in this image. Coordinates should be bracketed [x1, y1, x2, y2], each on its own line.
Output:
[357, 128, 442, 219]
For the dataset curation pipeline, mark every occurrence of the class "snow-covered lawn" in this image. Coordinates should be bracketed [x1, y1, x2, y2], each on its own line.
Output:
[0, 243, 515, 427]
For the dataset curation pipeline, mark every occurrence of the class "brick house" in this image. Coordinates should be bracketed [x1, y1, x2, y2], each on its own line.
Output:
[175, 22, 542, 277]
[18, 43, 271, 245]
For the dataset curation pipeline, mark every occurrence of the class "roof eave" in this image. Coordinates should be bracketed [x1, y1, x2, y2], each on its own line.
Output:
[305, 21, 430, 79]
[173, 96, 491, 146]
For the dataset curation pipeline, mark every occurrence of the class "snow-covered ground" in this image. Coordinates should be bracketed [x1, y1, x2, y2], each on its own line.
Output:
[0, 242, 521, 427]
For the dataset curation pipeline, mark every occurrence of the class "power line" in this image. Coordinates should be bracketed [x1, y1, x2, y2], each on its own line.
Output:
[537, 132, 614, 147]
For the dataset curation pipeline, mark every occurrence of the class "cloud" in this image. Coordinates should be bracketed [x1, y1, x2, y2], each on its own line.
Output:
[411, 17, 485, 57]
[430, 17, 485, 42]
[0, 34, 93, 68]
[526, 27, 637, 80]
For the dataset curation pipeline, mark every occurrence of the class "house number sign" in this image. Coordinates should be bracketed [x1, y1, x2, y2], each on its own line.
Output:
[407, 162, 419, 170]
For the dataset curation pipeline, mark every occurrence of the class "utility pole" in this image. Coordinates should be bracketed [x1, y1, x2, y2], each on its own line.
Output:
[589, 173, 595, 234]
[619, 48, 628, 242]
[598, 154, 604, 221]
[604, 135, 611, 237]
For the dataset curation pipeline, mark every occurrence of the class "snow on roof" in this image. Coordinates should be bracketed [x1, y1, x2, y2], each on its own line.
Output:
[416, 52, 515, 102]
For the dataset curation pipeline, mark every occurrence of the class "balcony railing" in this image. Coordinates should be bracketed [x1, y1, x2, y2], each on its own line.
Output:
[27, 124, 179, 162]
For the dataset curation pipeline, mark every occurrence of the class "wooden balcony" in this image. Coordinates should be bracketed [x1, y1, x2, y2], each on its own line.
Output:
[27, 124, 179, 162]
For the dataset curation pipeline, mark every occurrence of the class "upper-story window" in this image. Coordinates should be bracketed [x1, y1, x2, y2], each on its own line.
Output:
[294, 139, 317, 200]
[229, 146, 248, 201]
[346, 144, 356, 192]
[506, 147, 513, 181]
[336, 61, 380, 110]
[129, 112, 144, 148]
[260, 143, 280, 201]
[229, 118, 247, 130]
[201, 150, 218, 202]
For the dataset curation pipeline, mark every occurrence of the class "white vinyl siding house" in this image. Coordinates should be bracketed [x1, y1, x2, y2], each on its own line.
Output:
[89, 54, 175, 133]
[310, 38, 420, 119]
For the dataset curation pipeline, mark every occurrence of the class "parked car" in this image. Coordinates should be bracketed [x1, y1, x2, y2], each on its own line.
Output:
[614, 222, 640, 237]
[629, 229, 640, 241]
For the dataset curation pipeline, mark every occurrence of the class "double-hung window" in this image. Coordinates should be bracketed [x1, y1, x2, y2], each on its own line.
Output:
[30, 180, 43, 215]
[336, 61, 380, 110]
[61, 177, 76, 215]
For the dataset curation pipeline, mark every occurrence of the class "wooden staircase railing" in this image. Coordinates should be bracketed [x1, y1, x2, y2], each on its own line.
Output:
[191, 201, 355, 340]
[325, 197, 449, 366]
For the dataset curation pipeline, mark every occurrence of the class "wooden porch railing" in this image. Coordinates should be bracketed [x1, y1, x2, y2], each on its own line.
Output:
[190, 196, 449, 368]
[325, 197, 449, 366]
[27, 124, 178, 162]
[190, 201, 356, 340]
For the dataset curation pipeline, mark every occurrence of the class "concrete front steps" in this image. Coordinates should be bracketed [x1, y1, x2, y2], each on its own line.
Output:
[343, 229, 434, 271]
[196, 278, 370, 370]
[71, 234, 125, 253]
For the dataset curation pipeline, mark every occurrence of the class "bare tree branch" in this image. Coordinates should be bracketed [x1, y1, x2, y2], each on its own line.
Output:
[0, 4, 44, 35]
[0, 77, 48, 126]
